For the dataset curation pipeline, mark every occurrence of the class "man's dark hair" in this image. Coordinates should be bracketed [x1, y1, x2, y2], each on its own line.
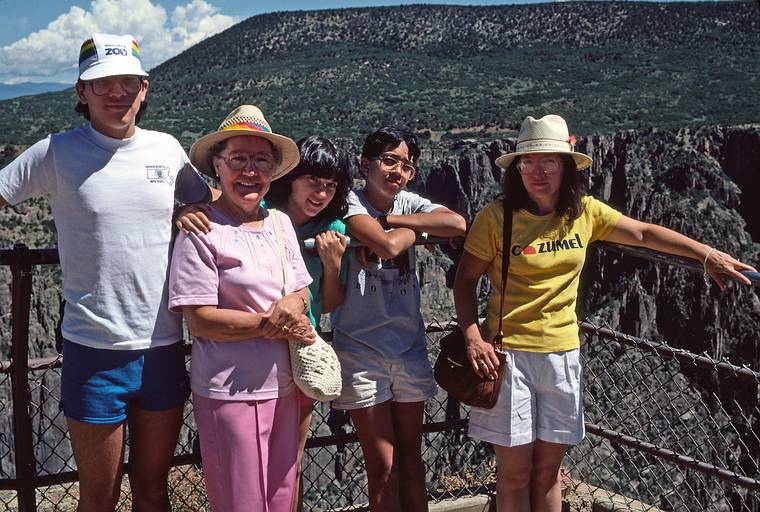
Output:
[361, 126, 420, 163]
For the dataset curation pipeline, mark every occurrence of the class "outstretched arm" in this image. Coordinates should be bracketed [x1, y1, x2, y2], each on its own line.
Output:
[385, 207, 467, 238]
[605, 215, 756, 289]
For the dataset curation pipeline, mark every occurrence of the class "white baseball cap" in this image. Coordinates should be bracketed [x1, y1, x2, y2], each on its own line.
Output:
[78, 33, 149, 80]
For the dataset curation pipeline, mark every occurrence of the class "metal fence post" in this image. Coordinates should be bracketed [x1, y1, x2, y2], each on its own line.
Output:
[10, 243, 37, 512]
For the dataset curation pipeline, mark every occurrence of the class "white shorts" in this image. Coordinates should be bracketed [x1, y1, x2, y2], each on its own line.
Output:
[332, 350, 437, 410]
[468, 348, 584, 447]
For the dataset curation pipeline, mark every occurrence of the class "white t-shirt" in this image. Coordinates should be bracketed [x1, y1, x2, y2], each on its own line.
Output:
[0, 125, 209, 350]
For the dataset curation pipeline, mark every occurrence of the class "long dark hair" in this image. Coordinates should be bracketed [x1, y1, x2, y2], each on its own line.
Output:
[501, 154, 584, 221]
[266, 135, 351, 222]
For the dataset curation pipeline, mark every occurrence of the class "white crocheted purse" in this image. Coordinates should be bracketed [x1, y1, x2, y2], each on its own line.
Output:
[270, 210, 342, 401]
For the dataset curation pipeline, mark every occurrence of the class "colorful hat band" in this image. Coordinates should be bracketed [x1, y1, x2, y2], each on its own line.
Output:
[79, 39, 97, 65]
[78, 37, 143, 67]
[222, 120, 272, 133]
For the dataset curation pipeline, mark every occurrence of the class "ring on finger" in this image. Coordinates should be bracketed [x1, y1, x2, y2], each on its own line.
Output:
[281, 325, 290, 332]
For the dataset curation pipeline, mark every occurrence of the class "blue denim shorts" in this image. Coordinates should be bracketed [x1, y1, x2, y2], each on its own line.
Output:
[61, 339, 190, 424]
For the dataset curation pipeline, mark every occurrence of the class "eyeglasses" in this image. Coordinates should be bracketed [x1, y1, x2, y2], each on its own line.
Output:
[517, 156, 563, 175]
[302, 175, 338, 193]
[216, 152, 276, 174]
[86, 76, 144, 96]
[372, 154, 416, 175]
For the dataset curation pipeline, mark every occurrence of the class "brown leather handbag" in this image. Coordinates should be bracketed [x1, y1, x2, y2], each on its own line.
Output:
[434, 201, 512, 409]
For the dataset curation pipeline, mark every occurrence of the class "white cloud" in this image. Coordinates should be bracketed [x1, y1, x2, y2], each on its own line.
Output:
[0, 0, 237, 84]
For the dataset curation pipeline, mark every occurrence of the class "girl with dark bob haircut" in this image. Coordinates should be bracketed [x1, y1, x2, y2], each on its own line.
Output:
[267, 135, 351, 222]
[265, 134, 351, 512]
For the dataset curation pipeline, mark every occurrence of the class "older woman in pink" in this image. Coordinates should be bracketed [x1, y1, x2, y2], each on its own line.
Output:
[169, 105, 315, 512]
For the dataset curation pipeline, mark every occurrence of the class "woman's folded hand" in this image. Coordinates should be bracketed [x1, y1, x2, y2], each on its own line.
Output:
[259, 293, 308, 338]
[284, 316, 317, 345]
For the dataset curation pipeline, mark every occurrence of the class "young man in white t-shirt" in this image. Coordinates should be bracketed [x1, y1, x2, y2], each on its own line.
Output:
[0, 34, 209, 511]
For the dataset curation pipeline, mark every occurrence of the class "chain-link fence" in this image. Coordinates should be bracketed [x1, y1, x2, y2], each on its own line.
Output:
[0, 320, 493, 512]
[1, 245, 759, 511]
[567, 322, 760, 512]
[2, 320, 759, 511]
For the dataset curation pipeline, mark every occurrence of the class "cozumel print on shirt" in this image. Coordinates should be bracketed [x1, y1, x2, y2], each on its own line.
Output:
[464, 196, 622, 353]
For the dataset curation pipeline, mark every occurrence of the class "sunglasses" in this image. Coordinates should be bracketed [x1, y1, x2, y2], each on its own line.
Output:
[85, 76, 144, 96]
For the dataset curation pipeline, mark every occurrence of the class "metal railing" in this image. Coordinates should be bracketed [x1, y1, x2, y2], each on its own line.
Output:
[0, 243, 759, 511]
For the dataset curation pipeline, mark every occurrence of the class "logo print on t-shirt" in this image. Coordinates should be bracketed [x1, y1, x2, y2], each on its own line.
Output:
[146, 165, 174, 185]
[512, 233, 584, 256]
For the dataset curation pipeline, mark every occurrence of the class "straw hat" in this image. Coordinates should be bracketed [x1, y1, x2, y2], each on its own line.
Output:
[78, 33, 149, 80]
[495, 115, 592, 171]
[189, 105, 299, 181]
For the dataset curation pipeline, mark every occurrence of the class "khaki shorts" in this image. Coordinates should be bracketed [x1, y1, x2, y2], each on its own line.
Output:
[468, 348, 584, 447]
[332, 350, 437, 410]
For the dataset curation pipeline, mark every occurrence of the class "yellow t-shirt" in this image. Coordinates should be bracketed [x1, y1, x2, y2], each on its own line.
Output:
[464, 196, 622, 352]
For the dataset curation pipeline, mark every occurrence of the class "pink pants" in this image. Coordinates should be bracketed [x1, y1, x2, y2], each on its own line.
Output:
[193, 391, 299, 512]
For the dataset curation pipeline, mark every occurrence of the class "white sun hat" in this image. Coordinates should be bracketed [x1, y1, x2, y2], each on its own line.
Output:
[495, 114, 592, 171]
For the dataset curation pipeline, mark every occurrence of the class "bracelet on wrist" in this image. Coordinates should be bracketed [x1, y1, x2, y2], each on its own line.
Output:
[703, 247, 717, 273]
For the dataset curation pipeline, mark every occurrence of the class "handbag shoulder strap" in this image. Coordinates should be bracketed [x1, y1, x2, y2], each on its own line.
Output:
[493, 199, 513, 350]
[269, 208, 289, 297]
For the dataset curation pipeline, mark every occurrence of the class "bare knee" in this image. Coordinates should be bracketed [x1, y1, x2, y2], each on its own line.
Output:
[77, 490, 121, 512]
[531, 465, 560, 491]
[75, 463, 123, 511]
[396, 444, 422, 468]
[365, 457, 398, 486]
[129, 472, 170, 511]
[498, 468, 532, 493]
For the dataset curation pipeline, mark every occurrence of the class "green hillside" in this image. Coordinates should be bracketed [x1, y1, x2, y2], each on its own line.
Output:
[0, 2, 757, 147]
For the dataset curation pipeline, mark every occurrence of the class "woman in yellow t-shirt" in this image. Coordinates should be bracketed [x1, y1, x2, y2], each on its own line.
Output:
[453, 114, 755, 512]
